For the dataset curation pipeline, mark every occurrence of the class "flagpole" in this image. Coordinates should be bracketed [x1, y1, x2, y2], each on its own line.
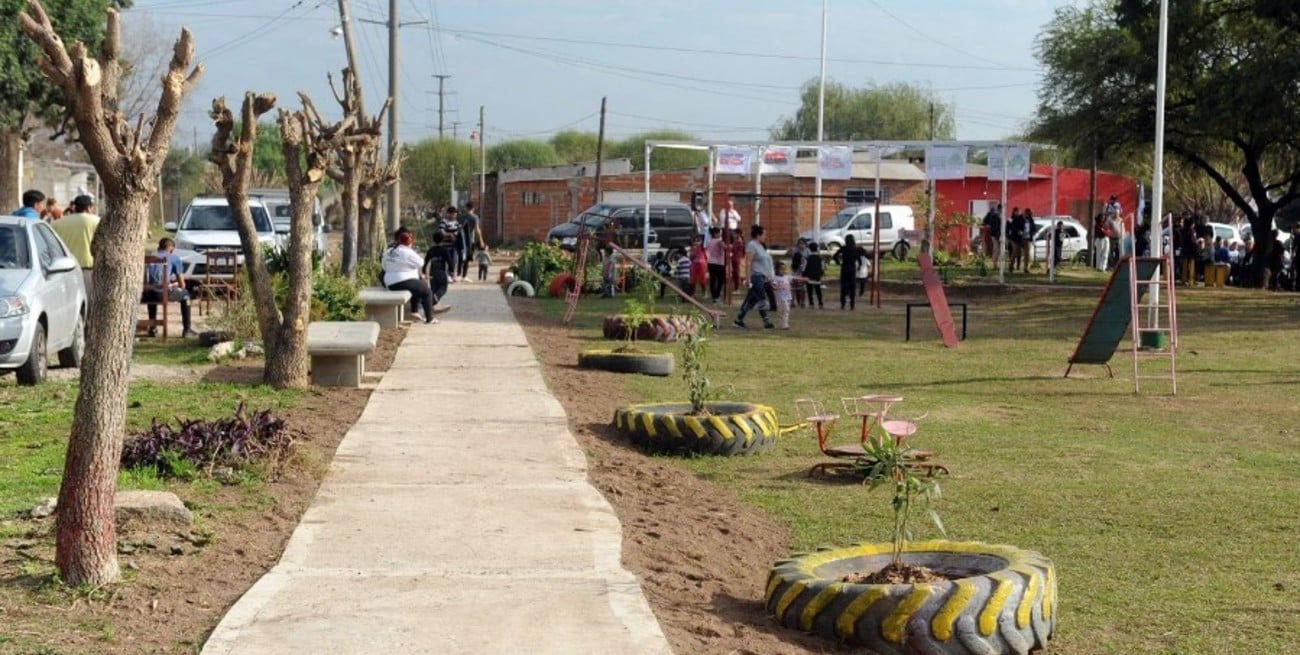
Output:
[813, 0, 827, 248]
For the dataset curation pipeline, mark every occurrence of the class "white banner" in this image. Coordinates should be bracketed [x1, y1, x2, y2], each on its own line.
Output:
[987, 146, 1031, 181]
[925, 145, 969, 180]
[759, 146, 796, 175]
[817, 146, 853, 180]
[714, 146, 754, 175]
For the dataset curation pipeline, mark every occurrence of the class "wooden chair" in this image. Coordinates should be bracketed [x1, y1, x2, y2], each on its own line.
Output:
[139, 255, 171, 341]
[201, 250, 240, 315]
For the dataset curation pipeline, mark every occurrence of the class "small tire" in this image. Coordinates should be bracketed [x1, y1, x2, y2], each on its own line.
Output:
[578, 350, 674, 376]
[548, 273, 576, 298]
[506, 280, 535, 297]
[612, 401, 779, 456]
[57, 310, 85, 369]
[16, 322, 48, 386]
[765, 540, 1056, 655]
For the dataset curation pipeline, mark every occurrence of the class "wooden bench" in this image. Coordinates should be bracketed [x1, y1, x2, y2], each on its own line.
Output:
[359, 287, 412, 328]
[307, 321, 380, 387]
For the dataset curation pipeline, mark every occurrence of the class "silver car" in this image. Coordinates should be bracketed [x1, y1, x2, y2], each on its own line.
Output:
[0, 216, 87, 385]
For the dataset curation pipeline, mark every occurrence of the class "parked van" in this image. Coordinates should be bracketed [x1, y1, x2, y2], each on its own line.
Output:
[253, 189, 328, 256]
[166, 196, 280, 255]
[547, 201, 696, 252]
[799, 204, 917, 259]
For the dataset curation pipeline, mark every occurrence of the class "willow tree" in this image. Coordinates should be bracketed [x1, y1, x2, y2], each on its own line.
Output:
[19, 0, 200, 586]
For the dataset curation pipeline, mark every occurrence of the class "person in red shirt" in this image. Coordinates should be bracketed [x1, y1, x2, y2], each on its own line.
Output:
[728, 232, 744, 293]
[689, 234, 709, 298]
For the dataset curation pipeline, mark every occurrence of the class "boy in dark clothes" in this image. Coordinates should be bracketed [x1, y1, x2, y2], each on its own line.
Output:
[803, 243, 825, 308]
[423, 231, 453, 304]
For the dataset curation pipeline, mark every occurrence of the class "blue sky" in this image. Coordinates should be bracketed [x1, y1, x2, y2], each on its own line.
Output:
[126, 0, 1060, 149]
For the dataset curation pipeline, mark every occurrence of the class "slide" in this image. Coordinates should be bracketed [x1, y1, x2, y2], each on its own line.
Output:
[917, 253, 959, 348]
[1066, 256, 1162, 376]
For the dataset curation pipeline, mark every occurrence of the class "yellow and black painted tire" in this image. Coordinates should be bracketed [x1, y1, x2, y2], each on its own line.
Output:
[765, 540, 1056, 655]
[612, 402, 778, 456]
[577, 350, 674, 377]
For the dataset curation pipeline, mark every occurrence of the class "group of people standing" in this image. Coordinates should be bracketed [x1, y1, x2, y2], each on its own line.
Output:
[382, 201, 489, 324]
[981, 203, 1041, 272]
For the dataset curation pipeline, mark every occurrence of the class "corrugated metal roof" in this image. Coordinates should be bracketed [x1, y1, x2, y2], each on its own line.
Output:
[497, 159, 632, 183]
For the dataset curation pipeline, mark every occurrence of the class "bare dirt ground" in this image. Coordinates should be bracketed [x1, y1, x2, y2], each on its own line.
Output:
[0, 328, 404, 655]
[510, 298, 849, 655]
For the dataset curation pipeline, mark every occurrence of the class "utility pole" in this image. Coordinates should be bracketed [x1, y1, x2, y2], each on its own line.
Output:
[450, 121, 461, 141]
[594, 97, 607, 204]
[432, 74, 451, 138]
[478, 105, 486, 204]
[360, 3, 425, 234]
[336, 0, 365, 116]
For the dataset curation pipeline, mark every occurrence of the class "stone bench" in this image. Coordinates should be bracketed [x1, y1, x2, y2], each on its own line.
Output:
[360, 287, 412, 328]
[307, 321, 380, 387]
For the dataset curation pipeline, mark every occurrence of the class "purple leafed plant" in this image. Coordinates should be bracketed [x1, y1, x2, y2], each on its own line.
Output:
[121, 402, 294, 480]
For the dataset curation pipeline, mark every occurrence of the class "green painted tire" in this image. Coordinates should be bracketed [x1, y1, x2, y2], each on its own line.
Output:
[577, 350, 674, 376]
[765, 541, 1056, 655]
[612, 401, 778, 456]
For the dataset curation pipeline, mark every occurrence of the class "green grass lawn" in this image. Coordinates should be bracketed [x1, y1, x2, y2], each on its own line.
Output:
[547, 280, 1300, 655]
[0, 358, 299, 530]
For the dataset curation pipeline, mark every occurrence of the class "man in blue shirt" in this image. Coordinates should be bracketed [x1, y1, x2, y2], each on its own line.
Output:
[142, 237, 196, 337]
[11, 189, 45, 220]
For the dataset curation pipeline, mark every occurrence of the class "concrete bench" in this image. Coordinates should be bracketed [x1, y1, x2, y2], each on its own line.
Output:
[307, 321, 380, 387]
[360, 287, 412, 328]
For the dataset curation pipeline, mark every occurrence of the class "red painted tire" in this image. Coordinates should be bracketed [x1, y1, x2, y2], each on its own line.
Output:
[548, 273, 576, 298]
[602, 314, 698, 342]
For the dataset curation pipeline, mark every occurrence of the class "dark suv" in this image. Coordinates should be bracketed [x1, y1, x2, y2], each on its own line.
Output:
[546, 202, 696, 252]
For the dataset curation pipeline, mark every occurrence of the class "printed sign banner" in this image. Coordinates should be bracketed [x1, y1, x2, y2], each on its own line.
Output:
[987, 146, 1031, 181]
[715, 146, 754, 175]
[759, 146, 796, 175]
[925, 146, 969, 180]
[817, 146, 853, 180]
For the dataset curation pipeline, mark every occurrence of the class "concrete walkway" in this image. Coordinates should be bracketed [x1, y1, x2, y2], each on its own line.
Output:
[201, 279, 672, 655]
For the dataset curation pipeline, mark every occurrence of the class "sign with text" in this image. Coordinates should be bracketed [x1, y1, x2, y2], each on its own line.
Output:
[759, 146, 796, 175]
[715, 146, 754, 175]
[925, 145, 969, 180]
[817, 146, 853, 180]
[987, 146, 1031, 181]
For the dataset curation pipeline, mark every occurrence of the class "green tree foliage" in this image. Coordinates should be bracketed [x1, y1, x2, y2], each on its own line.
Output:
[1033, 0, 1300, 284]
[0, 0, 129, 129]
[772, 79, 956, 141]
[486, 138, 559, 170]
[550, 130, 599, 163]
[162, 147, 206, 217]
[607, 130, 707, 171]
[404, 137, 476, 208]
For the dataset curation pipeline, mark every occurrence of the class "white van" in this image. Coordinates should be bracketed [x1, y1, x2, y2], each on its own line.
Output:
[254, 190, 328, 256]
[799, 204, 917, 259]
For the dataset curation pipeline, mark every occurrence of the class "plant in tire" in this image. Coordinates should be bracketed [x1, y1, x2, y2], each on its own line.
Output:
[679, 315, 716, 414]
[856, 433, 947, 583]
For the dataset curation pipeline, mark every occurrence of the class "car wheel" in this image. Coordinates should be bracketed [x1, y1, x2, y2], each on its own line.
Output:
[16, 322, 47, 386]
[1074, 249, 1090, 265]
[58, 310, 85, 369]
[892, 241, 910, 261]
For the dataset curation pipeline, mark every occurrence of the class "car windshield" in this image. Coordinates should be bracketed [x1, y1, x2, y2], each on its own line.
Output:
[0, 224, 32, 269]
[575, 206, 618, 227]
[821, 208, 859, 231]
[180, 204, 273, 232]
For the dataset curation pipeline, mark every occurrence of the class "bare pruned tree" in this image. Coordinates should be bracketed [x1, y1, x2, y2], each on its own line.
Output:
[19, 0, 201, 586]
[325, 68, 387, 279]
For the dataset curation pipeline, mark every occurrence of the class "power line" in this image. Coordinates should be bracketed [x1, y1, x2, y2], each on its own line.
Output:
[865, 0, 1016, 70]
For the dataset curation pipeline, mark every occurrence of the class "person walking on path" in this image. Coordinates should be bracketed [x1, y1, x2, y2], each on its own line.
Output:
[51, 194, 100, 301]
[457, 201, 485, 281]
[732, 224, 775, 329]
[832, 234, 864, 310]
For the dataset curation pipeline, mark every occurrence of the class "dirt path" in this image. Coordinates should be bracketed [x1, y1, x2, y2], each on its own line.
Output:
[510, 298, 849, 655]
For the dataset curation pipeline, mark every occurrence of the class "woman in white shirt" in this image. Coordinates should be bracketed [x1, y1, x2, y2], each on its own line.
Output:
[382, 228, 437, 323]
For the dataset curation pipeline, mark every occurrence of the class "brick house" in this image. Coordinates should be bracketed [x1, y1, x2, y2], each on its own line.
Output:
[479, 155, 928, 249]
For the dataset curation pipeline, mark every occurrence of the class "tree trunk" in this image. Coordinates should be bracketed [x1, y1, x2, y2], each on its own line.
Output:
[340, 161, 359, 278]
[55, 194, 150, 586]
[0, 129, 21, 212]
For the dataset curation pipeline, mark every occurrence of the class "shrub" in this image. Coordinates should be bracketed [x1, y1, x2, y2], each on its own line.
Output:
[312, 267, 363, 321]
[511, 241, 571, 288]
[120, 403, 294, 481]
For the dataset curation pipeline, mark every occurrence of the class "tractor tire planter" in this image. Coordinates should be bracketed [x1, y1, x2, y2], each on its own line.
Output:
[613, 402, 779, 456]
[765, 540, 1056, 655]
[602, 314, 698, 343]
[578, 349, 674, 376]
